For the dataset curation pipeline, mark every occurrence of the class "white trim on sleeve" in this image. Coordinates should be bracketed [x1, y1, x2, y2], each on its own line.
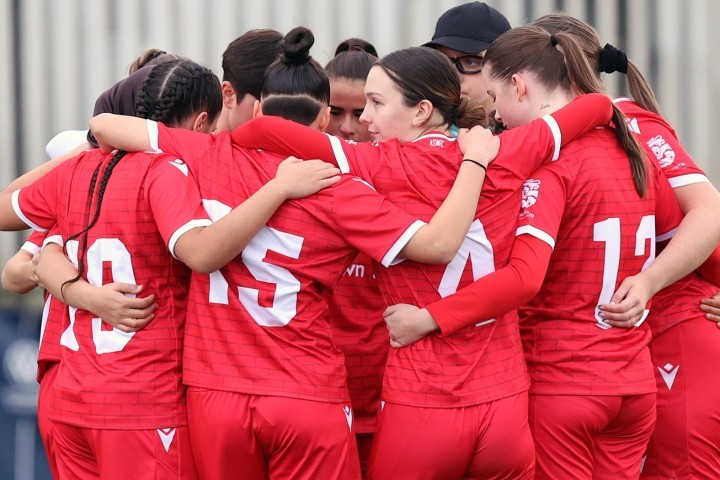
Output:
[381, 220, 426, 267]
[327, 134, 351, 174]
[516, 224, 556, 249]
[42, 235, 64, 249]
[11, 190, 47, 232]
[656, 227, 677, 243]
[147, 120, 162, 153]
[668, 174, 709, 188]
[541, 114, 561, 161]
[20, 241, 40, 255]
[168, 219, 213, 259]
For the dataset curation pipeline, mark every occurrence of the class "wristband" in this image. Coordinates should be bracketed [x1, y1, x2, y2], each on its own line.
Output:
[462, 158, 488, 172]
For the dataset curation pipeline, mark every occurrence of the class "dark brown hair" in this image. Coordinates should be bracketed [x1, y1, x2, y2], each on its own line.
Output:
[222, 29, 283, 102]
[325, 38, 378, 82]
[485, 26, 648, 196]
[533, 13, 662, 115]
[260, 27, 330, 126]
[376, 47, 486, 129]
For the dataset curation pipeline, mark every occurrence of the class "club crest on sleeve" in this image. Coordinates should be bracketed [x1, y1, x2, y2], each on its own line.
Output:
[521, 179, 541, 209]
[646, 135, 676, 168]
[168, 158, 189, 176]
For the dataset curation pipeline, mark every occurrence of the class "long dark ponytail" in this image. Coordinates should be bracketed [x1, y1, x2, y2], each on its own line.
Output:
[61, 60, 222, 298]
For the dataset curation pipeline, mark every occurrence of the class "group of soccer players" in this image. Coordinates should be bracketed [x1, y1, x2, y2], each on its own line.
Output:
[1, 2, 720, 479]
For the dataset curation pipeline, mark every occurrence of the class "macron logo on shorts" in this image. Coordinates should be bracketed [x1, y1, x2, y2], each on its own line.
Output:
[157, 428, 177, 452]
[343, 405, 353, 431]
[658, 363, 679, 390]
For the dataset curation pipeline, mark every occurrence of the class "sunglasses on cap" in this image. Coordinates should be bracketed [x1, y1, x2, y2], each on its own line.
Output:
[446, 54, 484, 74]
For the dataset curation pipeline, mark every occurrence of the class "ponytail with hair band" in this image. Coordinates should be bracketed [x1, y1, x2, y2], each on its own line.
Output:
[598, 43, 628, 74]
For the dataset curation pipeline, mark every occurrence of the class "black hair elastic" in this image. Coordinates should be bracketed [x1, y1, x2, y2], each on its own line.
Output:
[598, 43, 628, 74]
[550, 34, 558, 47]
[462, 158, 488, 172]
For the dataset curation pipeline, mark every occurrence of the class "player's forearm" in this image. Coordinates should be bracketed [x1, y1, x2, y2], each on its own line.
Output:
[34, 243, 86, 306]
[401, 160, 487, 264]
[646, 207, 720, 294]
[1, 251, 37, 294]
[175, 180, 288, 273]
[428, 235, 550, 335]
[232, 116, 337, 162]
[89, 113, 152, 153]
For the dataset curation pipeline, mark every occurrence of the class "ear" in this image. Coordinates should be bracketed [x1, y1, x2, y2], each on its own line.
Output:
[412, 99, 434, 128]
[511, 74, 527, 100]
[252, 99, 263, 118]
[316, 106, 331, 132]
[221, 81, 236, 109]
[191, 111, 209, 132]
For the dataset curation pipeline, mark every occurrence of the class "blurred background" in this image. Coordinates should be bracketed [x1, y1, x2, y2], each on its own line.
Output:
[0, 0, 717, 478]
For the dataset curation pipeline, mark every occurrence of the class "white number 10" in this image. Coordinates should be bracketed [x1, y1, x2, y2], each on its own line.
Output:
[60, 238, 137, 354]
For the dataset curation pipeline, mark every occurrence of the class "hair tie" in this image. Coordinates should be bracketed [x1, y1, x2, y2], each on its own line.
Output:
[598, 43, 628, 74]
[550, 34, 558, 47]
[146, 50, 167, 62]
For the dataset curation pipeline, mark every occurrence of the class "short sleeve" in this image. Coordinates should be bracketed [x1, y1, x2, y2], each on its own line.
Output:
[514, 165, 568, 249]
[144, 155, 212, 257]
[322, 176, 424, 267]
[13, 162, 69, 232]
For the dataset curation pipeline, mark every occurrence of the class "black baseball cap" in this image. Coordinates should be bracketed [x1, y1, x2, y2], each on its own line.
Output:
[424, 2, 511, 54]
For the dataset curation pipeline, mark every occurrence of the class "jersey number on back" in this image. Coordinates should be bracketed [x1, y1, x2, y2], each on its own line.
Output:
[438, 219, 497, 326]
[203, 199, 303, 327]
[593, 215, 655, 329]
[60, 238, 137, 354]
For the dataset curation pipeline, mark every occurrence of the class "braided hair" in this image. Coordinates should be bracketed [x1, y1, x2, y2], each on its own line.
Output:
[136, 59, 222, 126]
[61, 60, 222, 298]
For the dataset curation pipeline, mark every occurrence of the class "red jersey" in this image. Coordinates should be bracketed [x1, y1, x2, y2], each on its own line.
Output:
[13, 149, 210, 429]
[229, 106, 605, 407]
[150, 125, 422, 404]
[327, 253, 387, 433]
[616, 98, 717, 335]
[515, 128, 683, 396]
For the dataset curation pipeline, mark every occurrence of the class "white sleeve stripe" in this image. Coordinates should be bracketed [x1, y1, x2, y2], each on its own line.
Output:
[327, 134, 350, 174]
[541, 114, 562, 161]
[42, 235, 64, 249]
[11, 190, 47, 232]
[147, 120, 162, 153]
[20, 241, 40, 254]
[668, 174, 710, 188]
[656, 227, 677, 243]
[168, 219, 213, 259]
[516, 224, 556, 249]
[381, 220, 426, 267]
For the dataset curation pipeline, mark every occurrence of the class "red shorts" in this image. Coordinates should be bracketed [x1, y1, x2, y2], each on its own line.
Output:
[52, 422, 196, 480]
[642, 317, 720, 479]
[186, 387, 361, 480]
[530, 393, 656, 480]
[367, 392, 534, 480]
[356, 432, 374, 477]
[37, 361, 60, 480]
